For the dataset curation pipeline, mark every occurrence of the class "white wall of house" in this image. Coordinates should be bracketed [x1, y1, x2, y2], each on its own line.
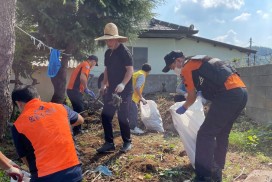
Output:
[126, 37, 248, 75]
[176, 38, 248, 65]
[126, 38, 176, 74]
[10, 67, 75, 102]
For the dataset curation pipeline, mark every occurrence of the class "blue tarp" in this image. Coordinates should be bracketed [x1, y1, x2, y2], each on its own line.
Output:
[47, 49, 61, 77]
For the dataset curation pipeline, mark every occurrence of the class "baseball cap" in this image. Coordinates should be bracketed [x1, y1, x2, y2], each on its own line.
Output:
[162, 51, 183, 72]
[87, 55, 98, 66]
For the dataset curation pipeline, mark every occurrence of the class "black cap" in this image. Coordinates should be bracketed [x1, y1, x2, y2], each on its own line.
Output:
[87, 55, 98, 66]
[162, 51, 183, 72]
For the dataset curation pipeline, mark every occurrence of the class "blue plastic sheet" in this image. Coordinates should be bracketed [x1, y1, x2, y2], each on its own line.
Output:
[47, 49, 61, 77]
[93, 165, 113, 176]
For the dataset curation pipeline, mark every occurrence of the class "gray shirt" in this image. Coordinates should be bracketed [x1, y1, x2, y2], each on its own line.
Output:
[135, 74, 145, 89]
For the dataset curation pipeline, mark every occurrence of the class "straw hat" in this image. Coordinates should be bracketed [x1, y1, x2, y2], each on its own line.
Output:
[95, 23, 128, 42]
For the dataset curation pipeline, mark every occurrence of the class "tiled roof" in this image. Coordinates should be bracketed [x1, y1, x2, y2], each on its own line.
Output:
[139, 18, 198, 38]
[140, 18, 255, 54]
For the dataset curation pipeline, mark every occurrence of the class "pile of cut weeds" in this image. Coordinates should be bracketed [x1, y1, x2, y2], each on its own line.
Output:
[77, 92, 272, 181]
[78, 92, 193, 181]
[1, 92, 271, 181]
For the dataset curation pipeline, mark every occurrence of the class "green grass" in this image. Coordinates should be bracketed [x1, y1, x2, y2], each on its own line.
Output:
[0, 170, 9, 182]
[229, 118, 272, 156]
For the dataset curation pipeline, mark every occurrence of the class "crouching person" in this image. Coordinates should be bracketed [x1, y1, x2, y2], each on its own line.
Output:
[11, 85, 84, 182]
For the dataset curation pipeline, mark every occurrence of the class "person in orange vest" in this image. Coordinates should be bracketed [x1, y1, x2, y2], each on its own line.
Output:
[11, 85, 84, 181]
[162, 51, 247, 182]
[67, 55, 98, 136]
[129, 63, 151, 134]
[0, 151, 23, 181]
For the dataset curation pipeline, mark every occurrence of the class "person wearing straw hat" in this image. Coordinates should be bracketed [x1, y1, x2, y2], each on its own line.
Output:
[95, 23, 134, 153]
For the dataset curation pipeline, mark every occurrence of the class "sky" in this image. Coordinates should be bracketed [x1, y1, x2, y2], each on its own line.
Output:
[153, 0, 272, 48]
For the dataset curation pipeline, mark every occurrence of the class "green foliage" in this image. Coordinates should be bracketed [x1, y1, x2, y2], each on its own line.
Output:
[229, 131, 247, 149]
[232, 58, 241, 63]
[256, 152, 271, 163]
[15, 0, 163, 102]
[159, 169, 181, 178]
[13, 6, 48, 81]
[144, 173, 153, 180]
[0, 170, 9, 182]
[17, 0, 161, 59]
[230, 120, 272, 155]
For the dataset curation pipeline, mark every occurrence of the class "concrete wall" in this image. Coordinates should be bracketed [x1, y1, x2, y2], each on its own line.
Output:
[11, 67, 177, 102]
[143, 74, 177, 93]
[238, 65, 272, 124]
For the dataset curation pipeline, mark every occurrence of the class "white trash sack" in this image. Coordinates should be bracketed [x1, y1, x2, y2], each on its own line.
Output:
[169, 97, 205, 168]
[140, 100, 164, 133]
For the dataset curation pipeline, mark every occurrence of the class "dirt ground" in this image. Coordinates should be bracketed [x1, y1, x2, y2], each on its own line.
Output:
[76, 92, 272, 182]
[1, 92, 271, 182]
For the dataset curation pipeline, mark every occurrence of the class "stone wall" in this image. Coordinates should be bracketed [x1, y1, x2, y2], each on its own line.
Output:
[238, 65, 272, 124]
[88, 74, 177, 95]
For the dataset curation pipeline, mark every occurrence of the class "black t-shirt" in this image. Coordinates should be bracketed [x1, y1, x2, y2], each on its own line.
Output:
[104, 44, 133, 95]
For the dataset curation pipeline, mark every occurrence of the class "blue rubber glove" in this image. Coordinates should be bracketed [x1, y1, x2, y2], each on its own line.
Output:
[176, 105, 187, 114]
[197, 91, 202, 97]
[84, 88, 95, 98]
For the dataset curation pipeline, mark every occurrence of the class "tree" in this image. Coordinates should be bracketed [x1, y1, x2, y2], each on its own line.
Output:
[0, 0, 17, 139]
[17, 0, 160, 103]
[12, 10, 46, 88]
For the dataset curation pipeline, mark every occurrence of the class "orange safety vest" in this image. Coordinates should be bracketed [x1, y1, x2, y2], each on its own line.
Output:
[67, 61, 91, 92]
[14, 99, 80, 177]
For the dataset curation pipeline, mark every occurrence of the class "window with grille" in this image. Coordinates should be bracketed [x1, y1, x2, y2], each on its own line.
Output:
[128, 47, 148, 70]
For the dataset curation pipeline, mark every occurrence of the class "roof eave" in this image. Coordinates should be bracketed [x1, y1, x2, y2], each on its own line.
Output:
[139, 29, 199, 39]
[187, 35, 257, 54]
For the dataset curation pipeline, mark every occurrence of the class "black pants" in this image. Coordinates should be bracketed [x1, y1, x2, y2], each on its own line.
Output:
[67, 89, 84, 134]
[195, 87, 247, 178]
[101, 92, 132, 144]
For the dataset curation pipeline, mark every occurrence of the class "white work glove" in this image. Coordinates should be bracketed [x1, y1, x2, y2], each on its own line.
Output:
[9, 160, 20, 168]
[115, 83, 125, 93]
[6, 166, 23, 182]
[140, 97, 147, 105]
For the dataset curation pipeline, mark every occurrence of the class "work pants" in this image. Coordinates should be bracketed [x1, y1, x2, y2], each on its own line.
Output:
[67, 89, 84, 134]
[129, 101, 138, 129]
[195, 87, 248, 178]
[101, 93, 132, 144]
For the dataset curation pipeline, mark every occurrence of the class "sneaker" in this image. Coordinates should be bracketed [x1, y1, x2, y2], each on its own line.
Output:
[120, 142, 132, 153]
[130, 127, 144, 134]
[96, 142, 115, 153]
